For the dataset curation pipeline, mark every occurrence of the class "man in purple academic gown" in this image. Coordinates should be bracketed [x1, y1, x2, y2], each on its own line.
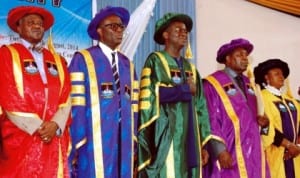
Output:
[202, 38, 270, 178]
[68, 6, 139, 178]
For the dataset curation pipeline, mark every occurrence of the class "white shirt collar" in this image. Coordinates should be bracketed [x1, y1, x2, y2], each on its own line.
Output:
[20, 39, 32, 49]
[20, 39, 43, 49]
[98, 42, 118, 65]
[98, 42, 119, 71]
[265, 84, 284, 96]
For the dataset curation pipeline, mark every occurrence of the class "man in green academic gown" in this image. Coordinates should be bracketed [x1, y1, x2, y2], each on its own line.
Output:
[137, 13, 212, 178]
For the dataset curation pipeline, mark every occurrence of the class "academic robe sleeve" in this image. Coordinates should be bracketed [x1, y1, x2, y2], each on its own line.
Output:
[68, 52, 88, 169]
[194, 70, 211, 146]
[159, 84, 192, 103]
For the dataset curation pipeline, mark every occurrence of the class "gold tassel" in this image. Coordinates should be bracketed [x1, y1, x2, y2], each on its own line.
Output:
[247, 63, 265, 116]
[246, 64, 255, 89]
[285, 78, 294, 98]
[185, 34, 193, 59]
[47, 29, 64, 95]
[47, 28, 57, 54]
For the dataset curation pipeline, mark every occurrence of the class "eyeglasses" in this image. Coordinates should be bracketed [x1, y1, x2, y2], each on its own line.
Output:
[102, 23, 126, 32]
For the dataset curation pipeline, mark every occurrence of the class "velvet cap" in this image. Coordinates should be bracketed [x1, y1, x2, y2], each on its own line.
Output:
[87, 6, 130, 40]
[254, 58, 289, 88]
[7, 6, 54, 33]
[154, 13, 193, 44]
[216, 38, 253, 63]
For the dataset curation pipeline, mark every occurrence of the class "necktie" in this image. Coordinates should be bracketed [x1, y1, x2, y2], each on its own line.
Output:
[111, 52, 121, 95]
[112, 52, 122, 177]
[29, 45, 43, 53]
[235, 75, 245, 94]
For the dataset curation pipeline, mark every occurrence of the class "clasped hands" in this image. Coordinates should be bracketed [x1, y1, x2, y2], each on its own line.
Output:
[37, 121, 59, 143]
[283, 138, 300, 160]
[257, 115, 300, 160]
